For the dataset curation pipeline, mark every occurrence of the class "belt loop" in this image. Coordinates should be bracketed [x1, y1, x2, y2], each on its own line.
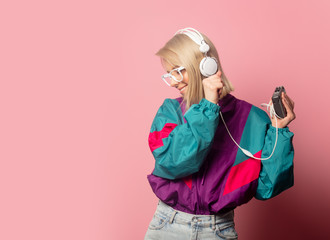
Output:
[212, 215, 216, 230]
[169, 210, 177, 224]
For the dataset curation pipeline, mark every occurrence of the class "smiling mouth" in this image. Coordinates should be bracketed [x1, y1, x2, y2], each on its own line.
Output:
[179, 86, 187, 92]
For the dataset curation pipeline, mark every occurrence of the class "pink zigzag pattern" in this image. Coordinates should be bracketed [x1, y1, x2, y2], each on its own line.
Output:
[148, 123, 177, 152]
[223, 150, 262, 195]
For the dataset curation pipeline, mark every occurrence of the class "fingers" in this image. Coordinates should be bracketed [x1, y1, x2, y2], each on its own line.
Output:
[204, 73, 223, 88]
[282, 93, 292, 112]
[281, 92, 296, 120]
[202, 72, 224, 103]
[282, 94, 290, 111]
[268, 98, 274, 119]
[282, 92, 294, 110]
[209, 70, 221, 79]
[202, 71, 223, 95]
[284, 92, 295, 108]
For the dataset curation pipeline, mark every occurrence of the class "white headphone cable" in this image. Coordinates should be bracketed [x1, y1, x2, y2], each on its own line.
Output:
[218, 102, 281, 160]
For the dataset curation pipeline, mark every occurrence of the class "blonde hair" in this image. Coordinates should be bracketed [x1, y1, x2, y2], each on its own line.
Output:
[155, 31, 235, 112]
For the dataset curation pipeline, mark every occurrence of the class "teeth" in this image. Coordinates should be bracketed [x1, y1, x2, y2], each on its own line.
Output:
[180, 86, 186, 92]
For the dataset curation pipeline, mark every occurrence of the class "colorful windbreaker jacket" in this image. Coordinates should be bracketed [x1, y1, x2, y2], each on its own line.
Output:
[147, 94, 294, 215]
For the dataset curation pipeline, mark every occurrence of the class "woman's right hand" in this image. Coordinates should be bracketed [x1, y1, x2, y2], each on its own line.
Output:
[202, 70, 223, 104]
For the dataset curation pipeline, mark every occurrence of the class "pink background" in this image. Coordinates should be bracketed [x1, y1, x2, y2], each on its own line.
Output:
[1, 0, 329, 239]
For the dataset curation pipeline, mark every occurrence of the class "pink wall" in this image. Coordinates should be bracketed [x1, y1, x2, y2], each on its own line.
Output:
[1, 0, 329, 239]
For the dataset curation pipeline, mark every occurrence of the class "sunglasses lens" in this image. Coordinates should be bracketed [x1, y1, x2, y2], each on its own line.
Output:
[171, 70, 182, 81]
[162, 68, 184, 86]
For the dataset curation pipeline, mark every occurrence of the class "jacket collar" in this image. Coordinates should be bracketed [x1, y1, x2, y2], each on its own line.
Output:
[176, 93, 237, 114]
[217, 93, 237, 113]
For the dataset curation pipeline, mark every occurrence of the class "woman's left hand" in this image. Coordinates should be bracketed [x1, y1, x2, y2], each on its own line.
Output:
[269, 92, 296, 128]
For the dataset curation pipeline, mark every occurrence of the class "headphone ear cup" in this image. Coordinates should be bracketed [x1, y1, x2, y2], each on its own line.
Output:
[200, 57, 218, 77]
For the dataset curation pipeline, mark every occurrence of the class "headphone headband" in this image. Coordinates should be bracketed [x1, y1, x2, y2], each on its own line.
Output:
[174, 27, 204, 46]
[173, 27, 218, 77]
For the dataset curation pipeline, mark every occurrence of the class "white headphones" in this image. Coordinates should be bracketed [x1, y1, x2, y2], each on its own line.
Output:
[174, 27, 218, 77]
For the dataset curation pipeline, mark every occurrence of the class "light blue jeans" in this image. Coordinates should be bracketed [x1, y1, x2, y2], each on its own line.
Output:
[144, 200, 238, 240]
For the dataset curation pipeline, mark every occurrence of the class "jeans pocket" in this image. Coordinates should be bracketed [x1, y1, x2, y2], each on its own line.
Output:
[148, 212, 169, 230]
[214, 221, 238, 240]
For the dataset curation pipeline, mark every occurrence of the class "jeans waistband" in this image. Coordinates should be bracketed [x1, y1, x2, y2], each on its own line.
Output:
[156, 200, 235, 230]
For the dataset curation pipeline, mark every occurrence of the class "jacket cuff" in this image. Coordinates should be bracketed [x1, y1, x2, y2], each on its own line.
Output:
[199, 98, 221, 113]
[267, 124, 294, 138]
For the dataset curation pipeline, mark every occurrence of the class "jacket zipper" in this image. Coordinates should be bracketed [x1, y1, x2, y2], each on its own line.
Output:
[195, 172, 201, 214]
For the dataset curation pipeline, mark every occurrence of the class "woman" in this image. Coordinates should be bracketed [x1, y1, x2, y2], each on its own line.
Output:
[145, 27, 296, 239]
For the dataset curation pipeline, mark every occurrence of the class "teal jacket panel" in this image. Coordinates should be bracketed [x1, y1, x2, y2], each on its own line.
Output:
[252, 106, 295, 200]
[148, 98, 220, 180]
